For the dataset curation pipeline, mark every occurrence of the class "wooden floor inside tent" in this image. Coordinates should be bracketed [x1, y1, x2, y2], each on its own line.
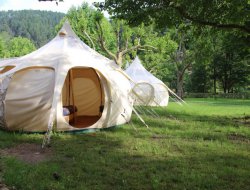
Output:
[70, 116, 101, 128]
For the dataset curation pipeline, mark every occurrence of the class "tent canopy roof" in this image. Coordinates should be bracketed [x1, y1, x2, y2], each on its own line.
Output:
[125, 56, 164, 85]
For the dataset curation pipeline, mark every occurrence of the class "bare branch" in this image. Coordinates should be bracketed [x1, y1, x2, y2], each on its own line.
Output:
[121, 44, 157, 55]
[96, 20, 116, 60]
[180, 61, 192, 77]
[83, 30, 95, 50]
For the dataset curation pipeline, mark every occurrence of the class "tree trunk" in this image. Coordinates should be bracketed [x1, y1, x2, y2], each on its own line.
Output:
[213, 66, 216, 94]
[223, 81, 227, 93]
[116, 52, 123, 67]
[177, 71, 184, 99]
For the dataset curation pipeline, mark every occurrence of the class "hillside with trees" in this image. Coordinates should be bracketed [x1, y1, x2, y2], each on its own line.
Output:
[0, 10, 64, 47]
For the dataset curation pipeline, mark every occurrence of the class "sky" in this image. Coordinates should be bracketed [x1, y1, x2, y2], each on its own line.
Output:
[0, 0, 104, 13]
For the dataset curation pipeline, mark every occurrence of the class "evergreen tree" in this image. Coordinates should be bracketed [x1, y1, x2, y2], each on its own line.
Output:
[0, 10, 64, 47]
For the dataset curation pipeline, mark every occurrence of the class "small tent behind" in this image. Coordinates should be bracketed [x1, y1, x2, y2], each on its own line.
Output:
[0, 21, 133, 133]
[125, 56, 169, 106]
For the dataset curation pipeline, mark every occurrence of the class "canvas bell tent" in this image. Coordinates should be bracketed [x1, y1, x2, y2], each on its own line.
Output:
[125, 56, 169, 106]
[0, 21, 133, 133]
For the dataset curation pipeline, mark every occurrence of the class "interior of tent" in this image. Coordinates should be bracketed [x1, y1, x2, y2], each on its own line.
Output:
[61, 67, 105, 128]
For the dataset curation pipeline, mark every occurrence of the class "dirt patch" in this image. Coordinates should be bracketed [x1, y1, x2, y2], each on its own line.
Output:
[151, 135, 170, 139]
[0, 182, 15, 190]
[228, 133, 250, 143]
[0, 143, 53, 164]
[233, 116, 250, 126]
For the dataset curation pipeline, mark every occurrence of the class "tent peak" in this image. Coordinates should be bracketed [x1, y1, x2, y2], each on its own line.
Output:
[58, 20, 78, 38]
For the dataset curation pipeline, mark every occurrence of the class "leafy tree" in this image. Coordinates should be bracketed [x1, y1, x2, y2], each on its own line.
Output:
[214, 34, 249, 93]
[185, 27, 249, 94]
[66, 3, 156, 67]
[0, 37, 4, 58]
[0, 31, 12, 44]
[0, 33, 11, 58]
[188, 62, 211, 93]
[138, 27, 178, 85]
[8, 37, 36, 57]
[186, 28, 216, 93]
[102, 0, 249, 34]
[167, 26, 194, 98]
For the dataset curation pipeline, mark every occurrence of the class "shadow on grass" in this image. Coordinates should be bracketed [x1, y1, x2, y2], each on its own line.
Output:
[1, 130, 250, 190]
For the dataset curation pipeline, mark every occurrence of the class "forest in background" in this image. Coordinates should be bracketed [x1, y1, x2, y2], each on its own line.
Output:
[0, 7, 249, 98]
[0, 10, 64, 57]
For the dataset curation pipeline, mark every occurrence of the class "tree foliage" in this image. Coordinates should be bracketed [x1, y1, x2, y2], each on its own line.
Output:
[0, 10, 64, 47]
[102, 0, 250, 34]
[0, 37, 5, 58]
[7, 37, 36, 57]
[212, 33, 249, 93]
[65, 3, 156, 67]
[186, 28, 250, 94]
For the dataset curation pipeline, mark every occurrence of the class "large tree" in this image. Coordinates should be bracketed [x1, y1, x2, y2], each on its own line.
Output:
[170, 27, 193, 99]
[185, 27, 250, 94]
[66, 3, 156, 67]
[102, 0, 249, 34]
[213, 33, 249, 93]
[139, 29, 178, 84]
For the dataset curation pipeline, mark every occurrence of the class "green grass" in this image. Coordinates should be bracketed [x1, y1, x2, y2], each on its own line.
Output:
[0, 98, 250, 190]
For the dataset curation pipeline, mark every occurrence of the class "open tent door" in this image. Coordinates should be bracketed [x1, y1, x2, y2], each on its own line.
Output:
[62, 67, 104, 128]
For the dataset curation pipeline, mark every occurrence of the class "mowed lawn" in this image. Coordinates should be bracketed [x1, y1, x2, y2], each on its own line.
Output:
[0, 98, 249, 190]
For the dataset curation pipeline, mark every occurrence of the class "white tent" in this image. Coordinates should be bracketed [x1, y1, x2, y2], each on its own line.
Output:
[125, 56, 169, 106]
[0, 21, 133, 133]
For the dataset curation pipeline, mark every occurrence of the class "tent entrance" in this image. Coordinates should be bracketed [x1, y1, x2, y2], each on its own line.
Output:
[62, 67, 104, 128]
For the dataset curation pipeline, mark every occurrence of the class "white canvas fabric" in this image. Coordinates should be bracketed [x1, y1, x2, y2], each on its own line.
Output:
[0, 21, 133, 132]
[125, 56, 169, 106]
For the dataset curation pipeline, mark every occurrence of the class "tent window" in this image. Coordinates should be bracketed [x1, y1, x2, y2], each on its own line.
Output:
[62, 67, 104, 128]
[0, 66, 15, 74]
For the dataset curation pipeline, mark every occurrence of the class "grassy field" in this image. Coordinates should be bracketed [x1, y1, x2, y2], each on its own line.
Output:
[0, 98, 250, 190]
